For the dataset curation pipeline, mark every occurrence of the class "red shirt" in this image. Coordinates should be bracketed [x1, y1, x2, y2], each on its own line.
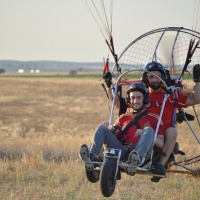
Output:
[147, 88, 188, 129]
[115, 111, 164, 144]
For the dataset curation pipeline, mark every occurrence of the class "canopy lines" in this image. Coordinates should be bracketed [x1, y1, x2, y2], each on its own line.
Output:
[82, 0, 113, 41]
[192, 0, 200, 32]
[82, 0, 120, 73]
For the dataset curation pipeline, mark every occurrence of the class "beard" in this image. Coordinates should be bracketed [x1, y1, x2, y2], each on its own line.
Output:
[149, 82, 161, 90]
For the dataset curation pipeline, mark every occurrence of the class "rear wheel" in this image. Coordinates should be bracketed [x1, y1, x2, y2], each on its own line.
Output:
[100, 159, 117, 197]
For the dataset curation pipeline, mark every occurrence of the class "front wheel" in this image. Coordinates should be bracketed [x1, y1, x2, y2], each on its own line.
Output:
[85, 167, 100, 183]
[100, 159, 117, 197]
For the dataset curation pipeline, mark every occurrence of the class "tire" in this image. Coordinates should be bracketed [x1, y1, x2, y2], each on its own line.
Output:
[85, 167, 100, 183]
[100, 159, 117, 197]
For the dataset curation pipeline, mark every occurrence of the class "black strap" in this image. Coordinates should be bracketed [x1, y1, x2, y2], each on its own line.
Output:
[153, 145, 166, 157]
[117, 110, 149, 142]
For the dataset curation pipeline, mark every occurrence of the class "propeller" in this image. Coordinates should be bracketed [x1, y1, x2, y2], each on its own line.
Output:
[157, 35, 177, 75]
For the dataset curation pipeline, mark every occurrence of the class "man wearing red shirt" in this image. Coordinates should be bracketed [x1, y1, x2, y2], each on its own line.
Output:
[142, 61, 200, 182]
[147, 88, 187, 129]
[104, 61, 200, 182]
[80, 82, 164, 176]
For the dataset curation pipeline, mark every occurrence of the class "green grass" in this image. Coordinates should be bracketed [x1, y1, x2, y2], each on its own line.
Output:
[0, 72, 193, 82]
[0, 74, 103, 79]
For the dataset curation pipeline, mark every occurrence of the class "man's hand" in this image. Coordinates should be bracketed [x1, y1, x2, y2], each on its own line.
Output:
[110, 124, 120, 134]
[193, 64, 200, 82]
[103, 71, 112, 88]
[135, 129, 143, 137]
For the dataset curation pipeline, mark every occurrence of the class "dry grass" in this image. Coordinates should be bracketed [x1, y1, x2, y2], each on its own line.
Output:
[0, 77, 199, 200]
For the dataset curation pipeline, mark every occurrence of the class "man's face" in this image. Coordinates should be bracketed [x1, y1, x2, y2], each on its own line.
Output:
[147, 70, 162, 90]
[130, 91, 144, 110]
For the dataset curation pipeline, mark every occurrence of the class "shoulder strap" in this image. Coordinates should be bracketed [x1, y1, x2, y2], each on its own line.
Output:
[117, 110, 149, 142]
[170, 90, 178, 127]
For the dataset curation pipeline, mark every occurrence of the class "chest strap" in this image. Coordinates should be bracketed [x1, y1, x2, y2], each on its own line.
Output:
[117, 110, 149, 142]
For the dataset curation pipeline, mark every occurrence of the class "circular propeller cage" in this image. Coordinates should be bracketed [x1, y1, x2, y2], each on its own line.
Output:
[111, 27, 200, 91]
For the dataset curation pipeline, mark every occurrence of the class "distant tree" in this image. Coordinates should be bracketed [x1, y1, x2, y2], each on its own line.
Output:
[69, 70, 77, 75]
[0, 68, 5, 74]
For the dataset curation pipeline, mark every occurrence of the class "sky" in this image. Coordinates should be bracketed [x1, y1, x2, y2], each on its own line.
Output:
[0, 0, 198, 62]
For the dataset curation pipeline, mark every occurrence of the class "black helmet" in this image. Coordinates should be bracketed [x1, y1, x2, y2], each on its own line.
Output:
[142, 61, 167, 83]
[127, 82, 149, 105]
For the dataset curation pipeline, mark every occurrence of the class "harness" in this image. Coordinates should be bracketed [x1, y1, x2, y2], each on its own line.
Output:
[170, 90, 178, 127]
[116, 110, 149, 143]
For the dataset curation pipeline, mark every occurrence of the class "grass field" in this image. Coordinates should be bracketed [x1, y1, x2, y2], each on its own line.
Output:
[0, 77, 199, 199]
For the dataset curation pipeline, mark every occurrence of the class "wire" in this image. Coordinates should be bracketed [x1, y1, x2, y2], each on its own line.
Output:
[194, 0, 200, 32]
[100, 0, 111, 37]
[192, 0, 196, 30]
[81, 0, 115, 57]
[91, 0, 110, 37]
[81, 0, 119, 70]
[110, 0, 114, 34]
[82, 0, 106, 40]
